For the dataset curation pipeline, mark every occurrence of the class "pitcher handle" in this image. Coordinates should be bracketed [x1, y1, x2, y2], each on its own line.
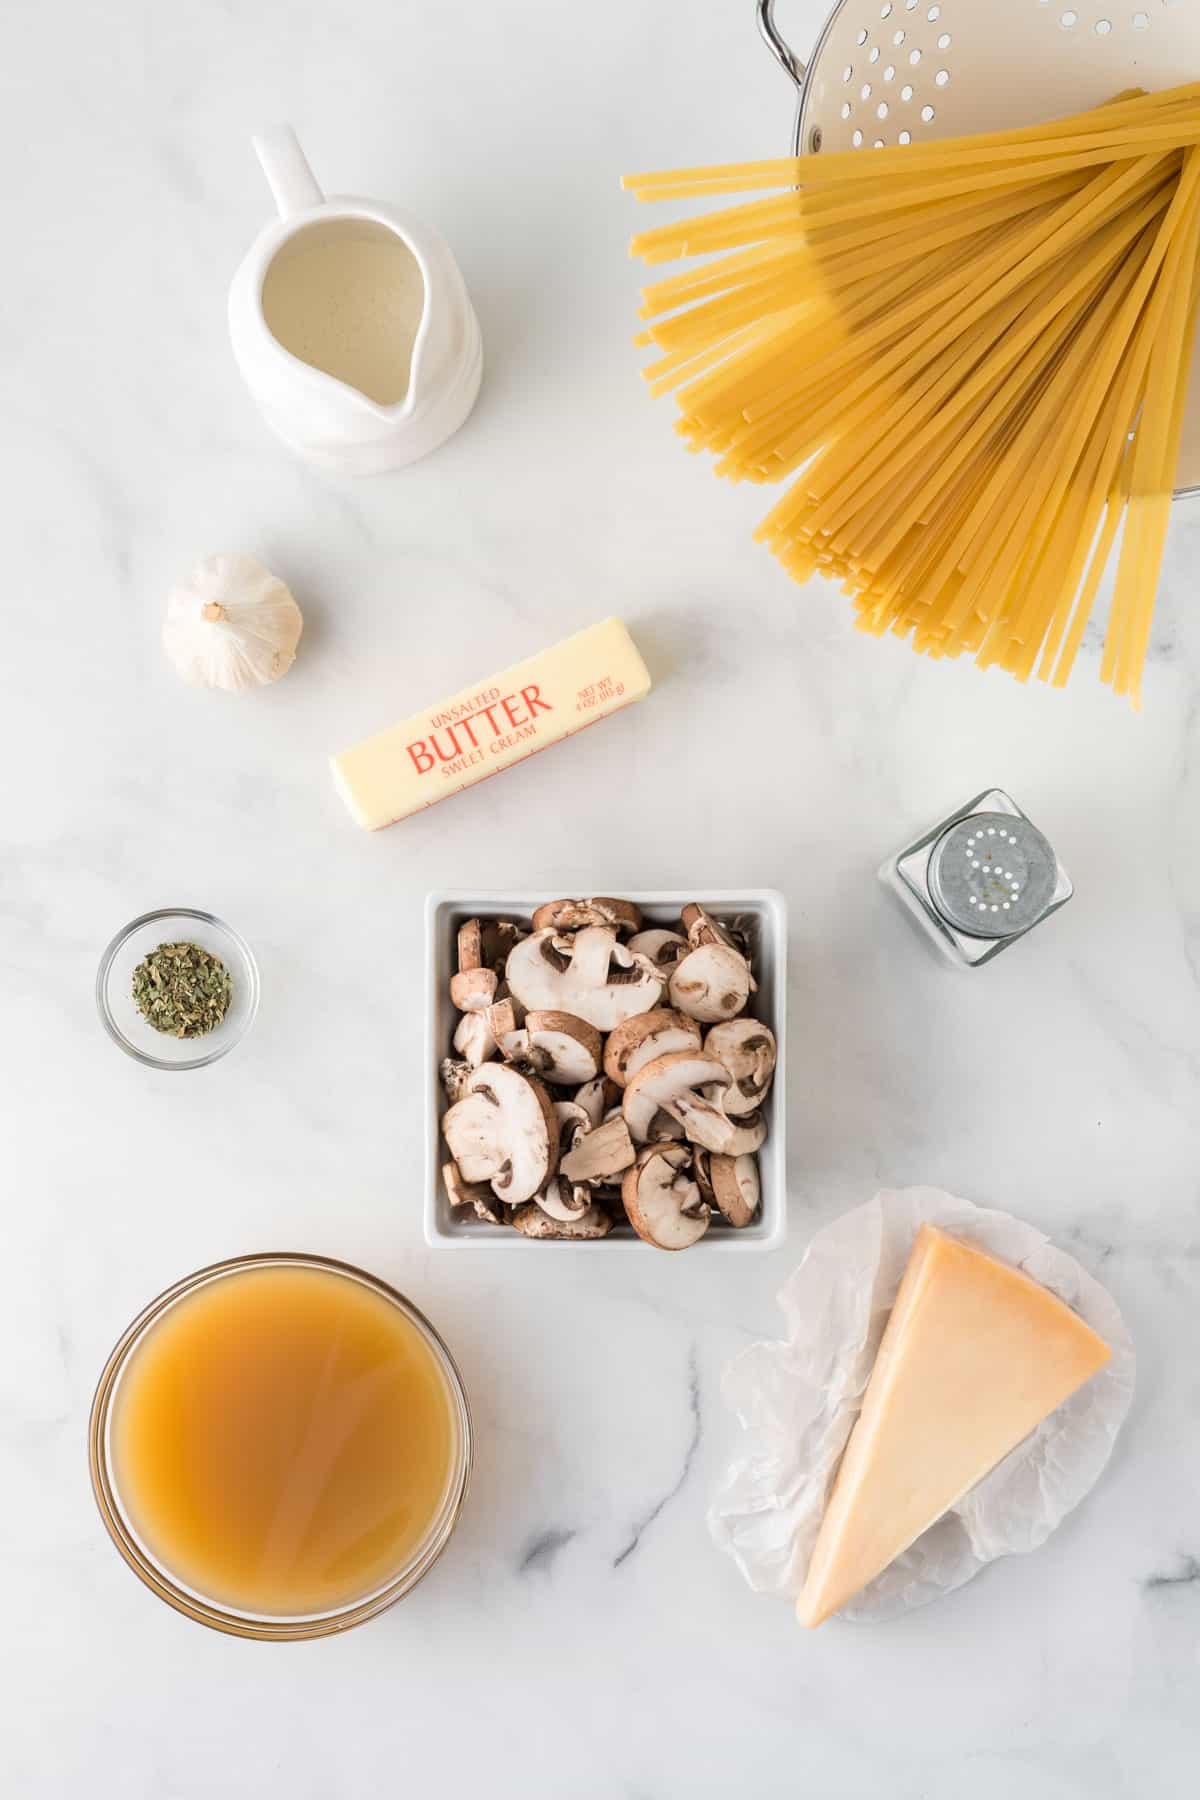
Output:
[253, 124, 324, 220]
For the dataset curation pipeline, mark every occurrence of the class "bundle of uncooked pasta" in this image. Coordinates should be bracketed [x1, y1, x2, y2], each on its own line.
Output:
[624, 84, 1200, 704]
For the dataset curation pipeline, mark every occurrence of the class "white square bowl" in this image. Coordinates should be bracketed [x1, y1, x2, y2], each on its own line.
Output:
[425, 891, 787, 1251]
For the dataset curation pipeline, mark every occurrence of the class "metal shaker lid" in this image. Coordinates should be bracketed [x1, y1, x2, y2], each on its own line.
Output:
[926, 812, 1058, 939]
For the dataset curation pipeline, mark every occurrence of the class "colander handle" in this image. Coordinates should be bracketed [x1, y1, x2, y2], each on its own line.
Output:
[757, 0, 806, 88]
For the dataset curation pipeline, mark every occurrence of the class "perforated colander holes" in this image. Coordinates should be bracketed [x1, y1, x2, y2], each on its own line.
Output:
[834, 0, 958, 148]
[1037, 0, 1149, 27]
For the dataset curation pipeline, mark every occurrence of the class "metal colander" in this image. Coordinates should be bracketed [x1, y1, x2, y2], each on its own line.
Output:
[757, 0, 1200, 494]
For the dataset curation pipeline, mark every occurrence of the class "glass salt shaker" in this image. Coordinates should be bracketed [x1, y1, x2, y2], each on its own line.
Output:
[879, 788, 1073, 968]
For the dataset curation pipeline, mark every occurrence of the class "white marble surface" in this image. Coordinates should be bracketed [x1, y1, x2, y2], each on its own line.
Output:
[4, 2, 1200, 1795]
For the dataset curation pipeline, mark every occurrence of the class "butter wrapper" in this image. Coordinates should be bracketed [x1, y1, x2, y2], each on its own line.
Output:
[332, 617, 651, 830]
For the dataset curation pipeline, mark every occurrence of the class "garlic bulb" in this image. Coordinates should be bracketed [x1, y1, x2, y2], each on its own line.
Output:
[163, 554, 303, 692]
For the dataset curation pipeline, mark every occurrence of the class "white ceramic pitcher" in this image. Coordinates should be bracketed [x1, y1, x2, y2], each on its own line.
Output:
[228, 126, 483, 475]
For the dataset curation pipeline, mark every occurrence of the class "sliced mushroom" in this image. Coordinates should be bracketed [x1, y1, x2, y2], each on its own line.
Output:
[512, 1202, 613, 1240]
[627, 928, 690, 973]
[574, 1074, 622, 1128]
[542, 1102, 595, 1216]
[596, 1184, 630, 1223]
[622, 1051, 731, 1144]
[486, 996, 525, 1051]
[534, 1173, 592, 1223]
[704, 1020, 777, 1116]
[560, 1114, 636, 1184]
[442, 1161, 509, 1226]
[609, 1092, 684, 1145]
[553, 1099, 594, 1144]
[459, 917, 525, 973]
[449, 966, 499, 1013]
[531, 897, 642, 936]
[646, 1108, 686, 1143]
[623, 1050, 766, 1155]
[622, 1144, 710, 1251]
[489, 920, 526, 963]
[673, 1096, 766, 1158]
[442, 902, 772, 1244]
[453, 1009, 497, 1068]
[457, 918, 488, 973]
[681, 903, 748, 958]
[506, 927, 663, 1031]
[603, 1007, 703, 1088]
[440, 1057, 474, 1104]
[441, 1063, 560, 1205]
[669, 942, 753, 1023]
[497, 1010, 604, 1087]
[694, 1149, 760, 1227]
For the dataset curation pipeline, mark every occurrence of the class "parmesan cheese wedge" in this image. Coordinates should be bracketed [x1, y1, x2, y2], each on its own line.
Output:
[796, 1223, 1111, 1628]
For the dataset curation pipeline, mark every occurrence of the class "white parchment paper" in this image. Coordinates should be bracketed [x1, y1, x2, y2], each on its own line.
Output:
[707, 1188, 1136, 1621]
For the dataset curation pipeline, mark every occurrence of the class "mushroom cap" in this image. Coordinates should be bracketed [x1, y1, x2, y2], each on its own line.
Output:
[441, 1063, 560, 1205]
[627, 928, 689, 972]
[531, 897, 642, 936]
[603, 1008, 703, 1088]
[622, 1050, 731, 1144]
[702, 1151, 761, 1227]
[669, 942, 753, 1023]
[703, 1019, 777, 1116]
[501, 1010, 604, 1086]
[511, 1202, 613, 1240]
[450, 966, 500, 1013]
[453, 1009, 497, 1068]
[505, 927, 664, 1031]
[622, 1144, 710, 1251]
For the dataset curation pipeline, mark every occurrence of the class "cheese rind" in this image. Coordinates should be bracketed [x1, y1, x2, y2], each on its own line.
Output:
[796, 1223, 1111, 1628]
[331, 618, 651, 830]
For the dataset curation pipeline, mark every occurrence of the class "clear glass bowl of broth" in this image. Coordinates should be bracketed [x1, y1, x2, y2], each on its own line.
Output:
[89, 1254, 473, 1639]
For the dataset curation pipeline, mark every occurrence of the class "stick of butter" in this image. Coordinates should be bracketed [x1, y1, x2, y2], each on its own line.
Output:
[331, 617, 652, 830]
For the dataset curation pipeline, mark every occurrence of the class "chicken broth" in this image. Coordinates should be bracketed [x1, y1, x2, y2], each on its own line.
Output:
[108, 1263, 457, 1618]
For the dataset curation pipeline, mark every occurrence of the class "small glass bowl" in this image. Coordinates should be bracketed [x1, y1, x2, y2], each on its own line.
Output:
[88, 1253, 474, 1641]
[96, 908, 259, 1070]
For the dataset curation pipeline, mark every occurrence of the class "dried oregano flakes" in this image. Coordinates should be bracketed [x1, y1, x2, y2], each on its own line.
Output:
[132, 941, 232, 1038]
